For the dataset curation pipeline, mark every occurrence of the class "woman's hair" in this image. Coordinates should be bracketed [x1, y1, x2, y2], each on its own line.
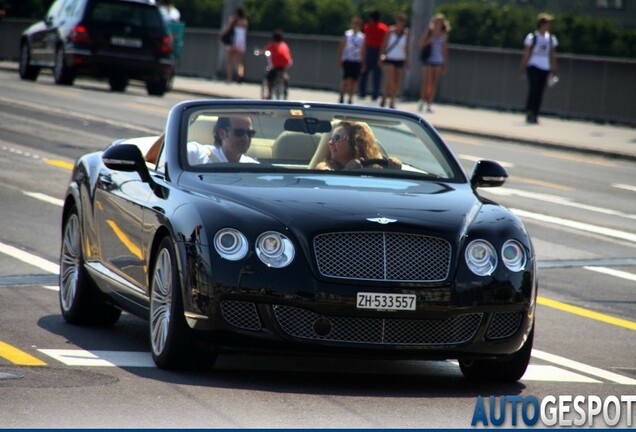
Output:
[235, 7, 246, 19]
[430, 13, 451, 32]
[325, 121, 382, 168]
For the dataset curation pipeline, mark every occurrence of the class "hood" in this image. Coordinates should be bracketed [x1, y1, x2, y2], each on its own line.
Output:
[190, 173, 482, 241]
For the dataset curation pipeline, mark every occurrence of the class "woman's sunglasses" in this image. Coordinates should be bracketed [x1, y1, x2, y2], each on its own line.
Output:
[231, 128, 256, 138]
[330, 133, 348, 142]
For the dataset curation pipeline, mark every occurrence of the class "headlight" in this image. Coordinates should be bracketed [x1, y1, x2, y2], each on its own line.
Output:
[465, 239, 497, 276]
[214, 228, 248, 261]
[502, 240, 526, 272]
[256, 231, 295, 268]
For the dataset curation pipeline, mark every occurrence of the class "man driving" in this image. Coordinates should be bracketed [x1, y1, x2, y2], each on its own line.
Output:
[188, 116, 258, 164]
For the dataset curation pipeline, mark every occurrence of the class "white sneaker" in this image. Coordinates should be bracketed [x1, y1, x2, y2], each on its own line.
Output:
[417, 100, 424, 112]
[426, 104, 434, 113]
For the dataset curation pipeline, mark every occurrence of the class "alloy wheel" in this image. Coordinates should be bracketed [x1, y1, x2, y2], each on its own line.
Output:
[60, 213, 80, 312]
[150, 248, 173, 356]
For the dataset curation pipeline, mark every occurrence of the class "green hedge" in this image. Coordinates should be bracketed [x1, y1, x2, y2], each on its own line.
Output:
[3, 0, 632, 58]
[437, 1, 635, 58]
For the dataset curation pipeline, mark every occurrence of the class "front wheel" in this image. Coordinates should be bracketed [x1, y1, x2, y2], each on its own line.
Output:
[149, 237, 212, 369]
[59, 206, 121, 326]
[459, 327, 533, 383]
[19, 43, 40, 81]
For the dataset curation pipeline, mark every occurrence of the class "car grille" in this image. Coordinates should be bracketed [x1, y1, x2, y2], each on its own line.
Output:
[220, 301, 262, 330]
[485, 312, 523, 340]
[273, 305, 482, 346]
[313, 232, 451, 282]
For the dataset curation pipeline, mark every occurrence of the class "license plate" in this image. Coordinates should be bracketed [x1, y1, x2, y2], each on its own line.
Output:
[111, 36, 142, 48]
[356, 292, 416, 311]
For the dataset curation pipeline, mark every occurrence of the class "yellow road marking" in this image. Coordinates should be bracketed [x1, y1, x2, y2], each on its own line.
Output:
[542, 151, 616, 167]
[0, 340, 47, 366]
[106, 219, 143, 259]
[442, 133, 483, 146]
[538, 296, 636, 331]
[126, 102, 170, 114]
[509, 175, 573, 191]
[45, 159, 74, 170]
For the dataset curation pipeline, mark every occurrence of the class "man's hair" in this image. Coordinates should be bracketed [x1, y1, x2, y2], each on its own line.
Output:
[369, 11, 380, 22]
[213, 117, 231, 147]
[272, 29, 284, 42]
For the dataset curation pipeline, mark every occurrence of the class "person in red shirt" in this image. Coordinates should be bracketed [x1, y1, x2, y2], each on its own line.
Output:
[358, 11, 388, 101]
[257, 30, 293, 99]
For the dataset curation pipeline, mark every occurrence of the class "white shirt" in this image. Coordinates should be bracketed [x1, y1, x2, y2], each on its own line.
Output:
[524, 31, 558, 71]
[187, 142, 258, 165]
[385, 30, 408, 61]
[341, 29, 364, 62]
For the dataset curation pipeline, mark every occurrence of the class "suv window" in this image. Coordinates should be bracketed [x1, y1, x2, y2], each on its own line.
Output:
[89, 1, 164, 30]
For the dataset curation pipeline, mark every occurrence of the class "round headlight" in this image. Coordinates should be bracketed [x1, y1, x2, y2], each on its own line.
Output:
[214, 228, 248, 261]
[465, 239, 497, 276]
[256, 231, 295, 268]
[502, 240, 526, 272]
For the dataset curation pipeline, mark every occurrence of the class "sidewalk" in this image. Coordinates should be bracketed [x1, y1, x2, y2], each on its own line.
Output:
[172, 75, 636, 161]
[3, 61, 634, 160]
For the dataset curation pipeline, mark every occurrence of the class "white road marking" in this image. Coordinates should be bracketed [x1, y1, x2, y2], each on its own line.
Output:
[512, 208, 636, 244]
[458, 154, 515, 168]
[37, 349, 632, 385]
[613, 183, 636, 193]
[0, 241, 59, 274]
[23, 191, 64, 207]
[38, 349, 155, 367]
[42, 285, 60, 292]
[489, 187, 636, 221]
[532, 349, 636, 385]
[584, 266, 636, 282]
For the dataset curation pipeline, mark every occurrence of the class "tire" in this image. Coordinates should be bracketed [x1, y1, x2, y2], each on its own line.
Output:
[459, 327, 534, 383]
[146, 78, 167, 96]
[149, 237, 211, 369]
[108, 76, 129, 92]
[59, 206, 121, 326]
[19, 42, 40, 81]
[54, 47, 75, 86]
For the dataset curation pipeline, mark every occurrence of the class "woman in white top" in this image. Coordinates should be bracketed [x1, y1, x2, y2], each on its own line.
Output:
[380, 13, 410, 109]
[337, 17, 365, 104]
[221, 7, 249, 83]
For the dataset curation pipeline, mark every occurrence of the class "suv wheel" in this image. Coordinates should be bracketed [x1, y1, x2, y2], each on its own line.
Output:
[109, 76, 129, 92]
[146, 78, 168, 96]
[54, 47, 75, 86]
[19, 43, 40, 81]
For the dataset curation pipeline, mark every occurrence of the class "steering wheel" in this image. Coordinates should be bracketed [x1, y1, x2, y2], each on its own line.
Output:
[361, 158, 389, 168]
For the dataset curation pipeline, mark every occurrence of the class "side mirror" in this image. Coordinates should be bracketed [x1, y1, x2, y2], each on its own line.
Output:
[470, 160, 508, 189]
[102, 144, 164, 196]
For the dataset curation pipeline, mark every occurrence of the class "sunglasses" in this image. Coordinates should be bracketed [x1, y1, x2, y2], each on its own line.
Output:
[231, 128, 256, 138]
[330, 133, 348, 142]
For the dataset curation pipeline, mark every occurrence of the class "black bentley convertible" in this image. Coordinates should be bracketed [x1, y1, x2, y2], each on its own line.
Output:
[59, 99, 537, 381]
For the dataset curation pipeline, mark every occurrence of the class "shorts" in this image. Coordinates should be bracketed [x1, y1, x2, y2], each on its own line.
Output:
[342, 61, 362, 80]
[383, 59, 405, 68]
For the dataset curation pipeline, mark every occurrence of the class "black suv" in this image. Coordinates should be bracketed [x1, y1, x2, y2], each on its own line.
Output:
[19, 0, 174, 96]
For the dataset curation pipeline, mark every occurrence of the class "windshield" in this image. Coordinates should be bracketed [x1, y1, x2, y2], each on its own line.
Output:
[179, 104, 463, 181]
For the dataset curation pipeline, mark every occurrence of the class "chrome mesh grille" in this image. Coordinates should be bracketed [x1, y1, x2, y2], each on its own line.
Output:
[220, 301, 262, 330]
[273, 305, 482, 346]
[313, 232, 451, 282]
[486, 312, 522, 340]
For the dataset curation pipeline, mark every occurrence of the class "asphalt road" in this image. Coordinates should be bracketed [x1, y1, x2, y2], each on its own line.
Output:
[0, 71, 634, 428]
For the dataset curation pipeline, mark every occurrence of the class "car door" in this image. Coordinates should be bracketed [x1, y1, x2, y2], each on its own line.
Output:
[94, 166, 153, 303]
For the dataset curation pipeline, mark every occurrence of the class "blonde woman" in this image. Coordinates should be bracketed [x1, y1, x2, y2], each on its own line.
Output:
[418, 13, 450, 113]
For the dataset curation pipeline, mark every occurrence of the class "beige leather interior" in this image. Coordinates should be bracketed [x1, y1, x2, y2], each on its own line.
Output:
[272, 131, 321, 162]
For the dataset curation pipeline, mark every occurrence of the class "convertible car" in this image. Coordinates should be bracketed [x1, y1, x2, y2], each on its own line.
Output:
[60, 99, 537, 381]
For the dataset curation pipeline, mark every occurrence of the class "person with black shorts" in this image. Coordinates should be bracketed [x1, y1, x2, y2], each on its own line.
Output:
[337, 17, 365, 104]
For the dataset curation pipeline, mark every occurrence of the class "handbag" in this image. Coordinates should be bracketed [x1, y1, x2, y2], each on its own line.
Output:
[221, 25, 234, 45]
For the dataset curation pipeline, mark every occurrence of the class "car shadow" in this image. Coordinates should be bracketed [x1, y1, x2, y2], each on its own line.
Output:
[37, 313, 527, 398]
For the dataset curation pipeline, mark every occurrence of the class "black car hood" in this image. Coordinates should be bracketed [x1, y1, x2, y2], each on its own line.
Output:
[192, 173, 481, 240]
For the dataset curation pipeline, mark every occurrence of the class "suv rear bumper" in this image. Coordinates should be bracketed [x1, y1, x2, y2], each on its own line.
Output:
[67, 49, 174, 81]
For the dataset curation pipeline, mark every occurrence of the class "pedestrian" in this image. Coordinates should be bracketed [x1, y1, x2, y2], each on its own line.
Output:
[358, 11, 388, 102]
[337, 17, 365, 104]
[379, 13, 410, 109]
[519, 13, 558, 124]
[417, 13, 450, 114]
[220, 7, 248, 83]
